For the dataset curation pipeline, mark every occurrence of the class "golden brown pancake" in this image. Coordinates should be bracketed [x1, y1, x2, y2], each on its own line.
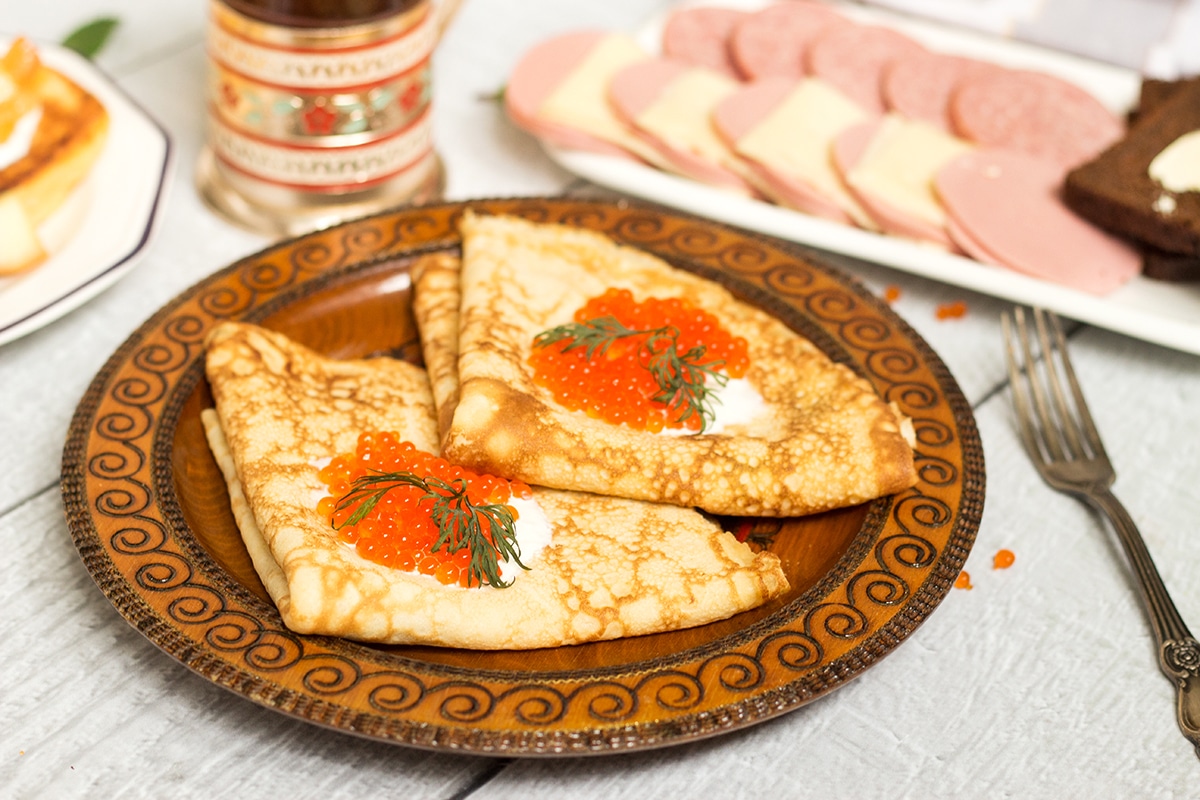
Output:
[203, 321, 788, 649]
[436, 212, 915, 517]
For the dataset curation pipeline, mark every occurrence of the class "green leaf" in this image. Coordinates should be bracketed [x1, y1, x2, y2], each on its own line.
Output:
[61, 17, 119, 60]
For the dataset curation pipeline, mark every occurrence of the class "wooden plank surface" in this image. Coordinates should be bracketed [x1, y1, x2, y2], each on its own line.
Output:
[2, 0, 1199, 797]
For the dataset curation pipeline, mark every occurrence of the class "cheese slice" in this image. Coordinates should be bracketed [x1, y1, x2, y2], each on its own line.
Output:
[203, 321, 788, 649]
[847, 114, 974, 227]
[733, 79, 873, 226]
[435, 212, 917, 518]
[535, 34, 664, 165]
[635, 68, 741, 170]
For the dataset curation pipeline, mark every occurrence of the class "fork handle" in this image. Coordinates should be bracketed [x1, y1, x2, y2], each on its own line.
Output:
[1090, 488, 1200, 756]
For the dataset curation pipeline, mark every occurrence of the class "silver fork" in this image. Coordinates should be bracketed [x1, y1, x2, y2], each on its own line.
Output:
[1002, 306, 1200, 758]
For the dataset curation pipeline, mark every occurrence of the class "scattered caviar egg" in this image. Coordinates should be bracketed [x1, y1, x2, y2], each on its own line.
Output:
[993, 548, 1015, 570]
[315, 433, 524, 587]
[529, 288, 749, 432]
[883, 285, 901, 304]
[954, 570, 973, 590]
[936, 300, 968, 320]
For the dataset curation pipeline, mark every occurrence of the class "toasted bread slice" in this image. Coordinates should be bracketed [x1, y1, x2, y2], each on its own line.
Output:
[0, 194, 46, 272]
[0, 39, 108, 235]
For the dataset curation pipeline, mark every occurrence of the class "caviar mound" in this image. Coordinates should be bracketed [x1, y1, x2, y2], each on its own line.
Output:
[529, 288, 749, 432]
[317, 431, 532, 588]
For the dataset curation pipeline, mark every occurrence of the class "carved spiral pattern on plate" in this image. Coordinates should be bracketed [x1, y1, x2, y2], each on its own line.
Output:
[757, 629, 823, 671]
[611, 212, 668, 245]
[199, 284, 254, 318]
[847, 569, 909, 608]
[135, 554, 191, 591]
[301, 660, 362, 695]
[574, 682, 639, 722]
[762, 263, 815, 297]
[365, 673, 425, 712]
[96, 483, 151, 517]
[62, 199, 983, 752]
[434, 682, 495, 722]
[805, 288, 858, 321]
[89, 444, 143, 480]
[912, 418, 953, 448]
[506, 687, 568, 726]
[111, 523, 166, 554]
[915, 453, 959, 487]
[169, 587, 227, 624]
[708, 652, 765, 692]
[643, 671, 704, 712]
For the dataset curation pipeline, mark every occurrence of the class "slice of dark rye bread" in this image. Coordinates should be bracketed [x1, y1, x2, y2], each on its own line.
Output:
[1064, 77, 1200, 279]
[1133, 78, 1200, 281]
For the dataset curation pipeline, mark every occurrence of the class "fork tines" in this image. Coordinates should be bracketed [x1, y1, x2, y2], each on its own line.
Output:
[1001, 307, 1109, 468]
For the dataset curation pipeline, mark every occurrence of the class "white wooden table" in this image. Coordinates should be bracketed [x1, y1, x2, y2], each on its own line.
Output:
[3, 1, 1199, 796]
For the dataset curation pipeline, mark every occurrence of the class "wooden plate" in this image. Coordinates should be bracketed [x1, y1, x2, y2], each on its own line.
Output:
[62, 197, 984, 755]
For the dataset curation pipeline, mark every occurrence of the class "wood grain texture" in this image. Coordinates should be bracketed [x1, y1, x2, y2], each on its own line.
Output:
[6, 0, 1200, 795]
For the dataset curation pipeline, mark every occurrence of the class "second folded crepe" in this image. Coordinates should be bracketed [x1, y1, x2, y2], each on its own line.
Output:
[418, 212, 916, 517]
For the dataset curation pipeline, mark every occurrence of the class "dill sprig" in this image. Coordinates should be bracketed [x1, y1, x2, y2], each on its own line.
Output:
[534, 315, 729, 431]
[333, 470, 527, 588]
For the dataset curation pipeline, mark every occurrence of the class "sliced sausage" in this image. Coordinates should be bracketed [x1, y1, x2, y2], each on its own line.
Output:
[950, 69, 1124, 168]
[883, 51, 1003, 131]
[661, 6, 748, 77]
[935, 149, 1140, 294]
[832, 117, 967, 249]
[505, 31, 659, 163]
[805, 24, 926, 114]
[712, 77, 874, 225]
[609, 58, 753, 192]
[729, 1, 847, 80]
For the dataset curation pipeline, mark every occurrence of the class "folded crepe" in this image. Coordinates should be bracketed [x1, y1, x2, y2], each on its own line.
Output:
[432, 212, 916, 517]
[203, 321, 787, 649]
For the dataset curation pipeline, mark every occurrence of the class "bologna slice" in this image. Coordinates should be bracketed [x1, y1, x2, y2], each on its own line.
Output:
[883, 51, 1002, 131]
[935, 149, 1140, 294]
[661, 6, 748, 77]
[729, 1, 847, 80]
[713, 77, 873, 226]
[834, 115, 974, 249]
[609, 58, 753, 193]
[505, 31, 663, 164]
[805, 24, 926, 114]
[950, 69, 1123, 168]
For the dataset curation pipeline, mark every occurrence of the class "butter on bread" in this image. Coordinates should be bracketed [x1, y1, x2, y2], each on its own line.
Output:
[0, 37, 108, 273]
[437, 212, 917, 517]
[203, 321, 788, 649]
[1064, 77, 1200, 258]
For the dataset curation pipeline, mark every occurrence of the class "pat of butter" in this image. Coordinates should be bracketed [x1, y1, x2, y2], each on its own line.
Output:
[848, 114, 974, 226]
[635, 69, 738, 166]
[1149, 129, 1200, 194]
[733, 79, 869, 222]
[536, 35, 661, 163]
[0, 105, 42, 170]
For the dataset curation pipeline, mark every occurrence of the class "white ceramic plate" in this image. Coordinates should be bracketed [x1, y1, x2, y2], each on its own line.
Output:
[545, 1, 1200, 356]
[0, 38, 171, 347]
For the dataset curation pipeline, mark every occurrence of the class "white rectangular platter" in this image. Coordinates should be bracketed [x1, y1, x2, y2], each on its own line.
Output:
[544, 1, 1200, 356]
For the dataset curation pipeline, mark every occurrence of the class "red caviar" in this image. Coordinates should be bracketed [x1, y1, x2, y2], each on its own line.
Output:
[993, 548, 1015, 570]
[883, 285, 902, 304]
[936, 300, 968, 320]
[954, 570, 974, 590]
[529, 288, 750, 432]
[315, 432, 532, 588]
